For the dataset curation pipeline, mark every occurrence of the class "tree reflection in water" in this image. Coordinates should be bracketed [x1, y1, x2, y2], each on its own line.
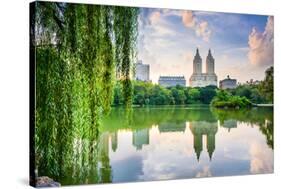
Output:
[211, 107, 273, 149]
[36, 106, 273, 185]
[102, 106, 273, 150]
[36, 127, 113, 185]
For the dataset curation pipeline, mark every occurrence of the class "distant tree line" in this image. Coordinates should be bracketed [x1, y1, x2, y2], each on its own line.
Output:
[113, 81, 217, 106]
[113, 66, 273, 106]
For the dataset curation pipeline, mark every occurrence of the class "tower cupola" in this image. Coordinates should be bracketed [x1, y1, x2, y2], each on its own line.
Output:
[193, 48, 202, 74]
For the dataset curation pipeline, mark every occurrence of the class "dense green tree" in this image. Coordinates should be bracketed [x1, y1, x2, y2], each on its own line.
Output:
[122, 81, 218, 106]
[211, 89, 252, 108]
[226, 67, 273, 104]
[33, 2, 139, 179]
[235, 85, 252, 99]
[113, 81, 124, 105]
[171, 87, 186, 105]
[113, 65, 274, 107]
[249, 88, 264, 104]
[150, 85, 172, 105]
[199, 86, 217, 104]
[188, 88, 201, 103]
[259, 66, 273, 103]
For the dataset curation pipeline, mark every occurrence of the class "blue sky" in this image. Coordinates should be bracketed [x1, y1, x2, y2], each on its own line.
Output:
[137, 8, 274, 84]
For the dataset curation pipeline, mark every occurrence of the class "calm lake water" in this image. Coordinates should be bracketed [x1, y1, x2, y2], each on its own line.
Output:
[38, 106, 273, 185]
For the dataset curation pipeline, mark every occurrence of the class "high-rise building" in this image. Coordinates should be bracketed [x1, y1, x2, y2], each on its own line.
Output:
[189, 48, 217, 87]
[193, 48, 202, 74]
[206, 49, 215, 74]
[135, 60, 150, 82]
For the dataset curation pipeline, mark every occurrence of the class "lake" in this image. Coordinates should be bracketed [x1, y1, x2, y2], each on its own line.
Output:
[37, 106, 273, 185]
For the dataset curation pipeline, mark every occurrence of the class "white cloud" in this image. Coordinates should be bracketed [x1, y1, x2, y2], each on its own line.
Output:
[248, 16, 274, 66]
[196, 21, 212, 42]
[149, 11, 161, 25]
[249, 141, 273, 174]
[181, 11, 212, 42]
[195, 166, 212, 178]
[182, 11, 195, 28]
[148, 10, 211, 42]
[147, 10, 177, 37]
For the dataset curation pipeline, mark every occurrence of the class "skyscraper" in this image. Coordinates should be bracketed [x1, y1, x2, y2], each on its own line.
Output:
[206, 49, 215, 74]
[189, 48, 217, 87]
[135, 60, 150, 82]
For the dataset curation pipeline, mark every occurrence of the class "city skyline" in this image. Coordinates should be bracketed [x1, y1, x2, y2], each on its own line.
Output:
[137, 8, 274, 84]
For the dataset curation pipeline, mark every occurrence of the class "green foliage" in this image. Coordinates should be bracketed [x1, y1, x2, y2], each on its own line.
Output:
[171, 87, 186, 104]
[211, 90, 252, 108]
[113, 81, 217, 106]
[114, 7, 139, 107]
[113, 81, 124, 105]
[259, 66, 273, 103]
[101, 107, 273, 150]
[229, 85, 266, 104]
[187, 88, 201, 103]
[227, 66, 273, 104]
[211, 107, 273, 148]
[34, 2, 139, 179]
[198, 86, 217, 104]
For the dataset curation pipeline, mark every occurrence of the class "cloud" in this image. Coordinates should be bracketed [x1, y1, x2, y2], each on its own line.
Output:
[249, 141, 273, 174]
[181, 11, 212, 42]
[196, 21, 212, 42]
[195, 166, 212, 178]
[147, 10, 211, 41]
[248, 16, 274, 66]
[149, 11, 161, 25]
[182, 11, 195, 28]
[147, 10, 177, 37]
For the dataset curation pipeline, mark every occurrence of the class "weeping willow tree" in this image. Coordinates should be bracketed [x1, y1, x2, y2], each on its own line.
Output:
[32, 1, 138, 182]
[114, 7, 138, 107]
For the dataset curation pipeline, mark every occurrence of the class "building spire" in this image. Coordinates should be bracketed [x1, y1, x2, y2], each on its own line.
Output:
[208, 49, 212, 57]
[208, 150, 214, 161]
[196, 150, 201, 162]
[194, 48, 201, 60]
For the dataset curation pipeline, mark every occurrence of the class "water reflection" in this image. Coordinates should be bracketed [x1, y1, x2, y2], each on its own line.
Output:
[111, 132, 118, 152]
[190, 121, 217, 161]
[36, 106, 273, 185]
[133, 129, 150, 150]
[220, 120, 237, 132]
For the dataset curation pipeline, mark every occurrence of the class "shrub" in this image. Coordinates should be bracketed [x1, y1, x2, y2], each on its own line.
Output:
[211, 90, 252, 108]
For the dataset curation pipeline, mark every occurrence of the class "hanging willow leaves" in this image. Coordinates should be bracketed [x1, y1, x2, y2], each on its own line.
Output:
[33, 1, 139, 179]
[101, 6, 114, 114]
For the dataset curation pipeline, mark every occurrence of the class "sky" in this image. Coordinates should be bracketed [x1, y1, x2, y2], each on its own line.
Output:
[137, 8, 274, 85]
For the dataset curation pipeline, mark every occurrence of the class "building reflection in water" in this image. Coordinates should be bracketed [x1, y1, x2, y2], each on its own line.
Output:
[132, 128, 149, 150]
[111, 132, 118, 152]
[220, 120, 237, 132]
[189, 121, 218, 161]
[158, 122, 186, 133]
[107, 120, 240, 163]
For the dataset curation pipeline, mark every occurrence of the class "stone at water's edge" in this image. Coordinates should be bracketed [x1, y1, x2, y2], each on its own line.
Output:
[36, 176, 61, 187]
